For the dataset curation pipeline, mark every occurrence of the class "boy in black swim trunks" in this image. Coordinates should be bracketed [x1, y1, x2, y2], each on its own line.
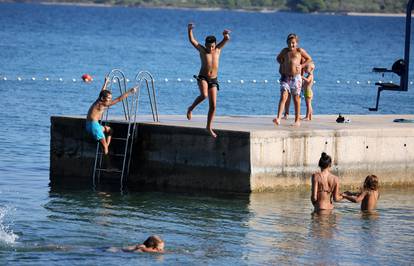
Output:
[186, 22, 230, 138]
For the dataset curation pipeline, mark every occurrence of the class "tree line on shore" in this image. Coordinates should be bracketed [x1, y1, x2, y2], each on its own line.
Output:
[31, 0, 408, 13]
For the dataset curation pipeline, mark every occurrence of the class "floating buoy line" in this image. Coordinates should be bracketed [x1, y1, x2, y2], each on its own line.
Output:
[0, 75, 408, 86]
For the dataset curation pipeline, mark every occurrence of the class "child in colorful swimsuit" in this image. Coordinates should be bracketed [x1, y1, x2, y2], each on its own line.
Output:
[342, 175, 379, 211]
[86, 77, 136, 155]
[273, 33, 312, 127]
[302, 62, 315, 121]
[186, 22, 230, 138]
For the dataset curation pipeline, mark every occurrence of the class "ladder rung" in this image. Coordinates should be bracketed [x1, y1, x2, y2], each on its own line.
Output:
[96, 168, 122, 173]
[112, 137, 129, 141]
[97, 153, 127, 157]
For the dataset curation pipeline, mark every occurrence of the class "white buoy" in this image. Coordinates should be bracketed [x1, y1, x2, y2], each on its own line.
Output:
[313, 80, 316, 84]
[389, 81, 393, 83]
[17, 77, 22, 81]
[59, 78, 63, 81]
[346, 81, 350, 84]
[252, 80, 257, 83]
[240, 80, 244, 84]
[45, 77, 50, 81]
[227, 80, 231, 83]
[72, 78, 76, 82]
[378, 80, 382, 84]
[177, 78, 182, 82]
[126, 79, 130, 82]
[367, 80, 371, 84]
[336, 80, 340, 83]
[190, 79, 194, 82]
[277, 80, 280, 83]
[3, 77, 7, 81]
[164, 78, 168, 82]
[356, 81, 360, 84]
[31, 77, 36, 81]
[264, 80, 268, 83]
[410, 81, 413, 85]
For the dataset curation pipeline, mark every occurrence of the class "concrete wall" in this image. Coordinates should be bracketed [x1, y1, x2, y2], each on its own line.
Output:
[250, 128, 414, 191]
[51, 116, 414, 192]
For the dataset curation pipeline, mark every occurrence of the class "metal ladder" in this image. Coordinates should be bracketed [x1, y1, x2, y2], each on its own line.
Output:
[92, 69, 159, 191]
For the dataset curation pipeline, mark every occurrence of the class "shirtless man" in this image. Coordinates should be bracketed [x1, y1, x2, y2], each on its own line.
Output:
[273, 33, 312, 126]
[86, 77, 136, 155]
[186, 23, 230, 138]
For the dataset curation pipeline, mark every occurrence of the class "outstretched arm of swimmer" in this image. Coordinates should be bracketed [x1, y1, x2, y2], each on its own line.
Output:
[216, 29, 231, 49]
[109, 87, 137, 106]
[342, 191, 366, 203]
[188, 23, 203, 51]
[101, 76, 110, 91]
[299, 49, 312, 69]
[311, 174, 318, 206]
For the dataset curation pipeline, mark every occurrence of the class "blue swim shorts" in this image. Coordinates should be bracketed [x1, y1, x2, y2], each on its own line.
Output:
[86, 120, 105, 141]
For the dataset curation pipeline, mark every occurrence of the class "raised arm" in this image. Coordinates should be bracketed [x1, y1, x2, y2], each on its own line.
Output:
[110, 87, 136, 106]
[300, 48, 312, 69]
[188, 23, 202, 50]
[101, 76, 110, 91]
[216, 29, 231, 49]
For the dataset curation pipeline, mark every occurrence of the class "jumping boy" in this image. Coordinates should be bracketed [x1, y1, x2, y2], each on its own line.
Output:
[186, 23, 230, 138]
[273, 33, 312, 127]
[86, 76, 136, 155]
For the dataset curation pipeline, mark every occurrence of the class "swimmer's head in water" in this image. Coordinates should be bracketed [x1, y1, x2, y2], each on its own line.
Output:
[143, 235, 164, 251]
[205, 35, 216, 52]
[363, 175, 379, 191]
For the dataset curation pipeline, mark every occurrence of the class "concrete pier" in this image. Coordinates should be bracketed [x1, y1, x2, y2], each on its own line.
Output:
[50, 114, 414, 192]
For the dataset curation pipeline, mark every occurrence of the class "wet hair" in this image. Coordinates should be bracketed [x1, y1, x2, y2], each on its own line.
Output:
[363, 175, 379, 191]
[143, 235, 164, 249]
[99, 90, 112, 101]
[205, 35, 216, 44]
[286, 33, 299, 42]
[318, 152, 332, 170]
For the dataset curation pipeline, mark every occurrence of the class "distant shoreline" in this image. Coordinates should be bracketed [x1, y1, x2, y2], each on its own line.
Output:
[7, 1, 408, 16]
[346, 12, 405, 17]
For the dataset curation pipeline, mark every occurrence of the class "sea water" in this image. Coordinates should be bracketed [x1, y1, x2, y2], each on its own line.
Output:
[0, 3, 413, 264]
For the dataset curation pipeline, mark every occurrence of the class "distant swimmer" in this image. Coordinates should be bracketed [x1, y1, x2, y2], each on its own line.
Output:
[342, 175, 380, 211]
[311, 152, 343, 212]
[186, 22, 230, 138]
[119, 235, 165, 253]
[273, 33, 312, 127]
[86, 76, 136, 155]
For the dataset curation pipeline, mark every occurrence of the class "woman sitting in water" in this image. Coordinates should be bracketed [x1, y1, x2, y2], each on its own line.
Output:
[311, 152, 343, 211]
[342, 175, 379, 211]
[122, 235, 165, 253]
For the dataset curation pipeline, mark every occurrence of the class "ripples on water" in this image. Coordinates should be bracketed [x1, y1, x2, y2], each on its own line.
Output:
[0, 3, 414, 264]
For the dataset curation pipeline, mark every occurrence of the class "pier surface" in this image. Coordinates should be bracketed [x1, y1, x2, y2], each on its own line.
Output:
[50, 114, 414, 192]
